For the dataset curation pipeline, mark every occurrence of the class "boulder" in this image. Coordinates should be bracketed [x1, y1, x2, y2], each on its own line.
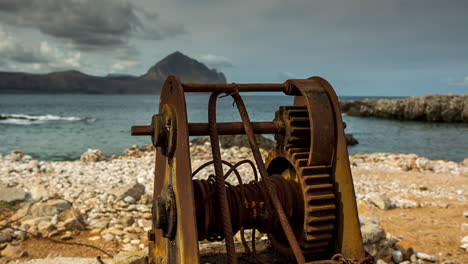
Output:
[368, 193, 393, 210]
[0, 229, 14, 243]
[80, 149, 106, 162]
[63, 217, 86, 231]
[12, 200, 71, 220]
[360, 217, 386, 244]
[30, 185, 50, 201]
[112, 183, 145, 201]
[345, 134, 359, 145]
[0, 185, 27, 203]
[1, 244, 28, 258]
[360, 217, 393, 261]
[11, 199, 85, 231]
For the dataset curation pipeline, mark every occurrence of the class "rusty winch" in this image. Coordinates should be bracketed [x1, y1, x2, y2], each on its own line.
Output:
[131, 76, 371, 264]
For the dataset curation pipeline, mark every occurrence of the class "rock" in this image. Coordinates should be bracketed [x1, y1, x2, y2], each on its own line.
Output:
[392, 250, 403, 263]
[112, 183, 145, 201]
[0, 185, 27, 203]
[37, 222, 56, 235]
[142, 213, 152, 220]
[80, 149, 106, 162]
[119, 216, 135, 227]
[121, 244, 138, 252]
[345, 133, 359, 145]
[340, 94, 468, 122]
[30, 185, 50, 201]
[107, 228, 124, 236]
[1, 244, 28, 258]
[376, 260, 387, 264]
[360, 217, 386, 244]
[368, 193, 393, 210]
[122, 144, 154, 157]
[60, 231, 72, 240]
[130, 239, 141, 245]
[416, 252, 436, 262]
[395, 239, 414, 260]
[463, 211, 468, 218]
[461, 236, 468, 251]
[63, 218, 86, 231]
[112, 250, 147, 264]
[12, 200, 72, 221]
[88, 236, 100, 241]
[124, 196, 136, 204]
[102, 233, 115, 241]
[0, 230, 13, 243]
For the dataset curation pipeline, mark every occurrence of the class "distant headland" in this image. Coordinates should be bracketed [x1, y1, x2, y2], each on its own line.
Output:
[0, 51, 226, 94]
[340, 94, 468, 122]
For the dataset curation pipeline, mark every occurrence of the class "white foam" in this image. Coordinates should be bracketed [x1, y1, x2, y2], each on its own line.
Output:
[0, 113, 84, 125]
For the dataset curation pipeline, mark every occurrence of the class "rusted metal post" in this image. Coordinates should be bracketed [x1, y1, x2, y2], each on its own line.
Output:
[131, 121, 282, 136]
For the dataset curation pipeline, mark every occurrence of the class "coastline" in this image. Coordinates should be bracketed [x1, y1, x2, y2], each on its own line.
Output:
[0, 144, 467, 263]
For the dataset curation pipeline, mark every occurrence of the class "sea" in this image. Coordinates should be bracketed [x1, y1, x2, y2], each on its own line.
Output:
[0, 94, 467, 162]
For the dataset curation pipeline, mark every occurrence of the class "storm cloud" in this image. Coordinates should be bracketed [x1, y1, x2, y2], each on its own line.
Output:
[0, 0, 186, 52]
[0, 0, 467, 95]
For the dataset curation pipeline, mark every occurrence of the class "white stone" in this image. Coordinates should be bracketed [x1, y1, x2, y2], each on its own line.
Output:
[416, 252, 436, 262]
[130, 239, 141, 245]
[102, 233, 115, 241]
[124, 196, 136, 204]
[368, 193, 393, 210]
[392, 250, 403, 263]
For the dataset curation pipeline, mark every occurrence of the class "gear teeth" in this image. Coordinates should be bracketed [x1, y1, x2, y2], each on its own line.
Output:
[308, 215, 336, 223]
[270, 105, 337, 258]
[286, 148, 309, 156]
[305, 224, 334, 233]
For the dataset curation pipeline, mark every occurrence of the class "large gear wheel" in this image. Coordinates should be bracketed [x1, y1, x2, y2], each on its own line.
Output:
[266, 105, 337, 260]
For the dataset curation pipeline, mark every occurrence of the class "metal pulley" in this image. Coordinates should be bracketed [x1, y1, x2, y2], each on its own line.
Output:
[131, 76, 372, 264]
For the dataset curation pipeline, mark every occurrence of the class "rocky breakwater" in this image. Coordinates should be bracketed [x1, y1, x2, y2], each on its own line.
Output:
[340, 94, 468, 122]
[0, 146, 466, 263]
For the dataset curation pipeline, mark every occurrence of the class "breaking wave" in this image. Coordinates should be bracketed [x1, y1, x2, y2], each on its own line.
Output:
[0, 114, 95, 125]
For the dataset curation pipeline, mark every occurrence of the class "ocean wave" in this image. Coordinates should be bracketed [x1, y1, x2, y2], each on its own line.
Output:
[0, 114, 93, 125]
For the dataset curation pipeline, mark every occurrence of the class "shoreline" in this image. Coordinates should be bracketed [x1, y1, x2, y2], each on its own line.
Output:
[0, 144, 467, 263]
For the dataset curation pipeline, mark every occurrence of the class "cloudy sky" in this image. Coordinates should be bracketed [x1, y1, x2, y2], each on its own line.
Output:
[0, 0, 467, 96]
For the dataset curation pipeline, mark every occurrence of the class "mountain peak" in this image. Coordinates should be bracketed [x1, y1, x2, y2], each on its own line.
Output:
[141, 51, 226, 83]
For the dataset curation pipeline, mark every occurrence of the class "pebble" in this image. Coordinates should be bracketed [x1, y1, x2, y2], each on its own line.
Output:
[461, 236, 468, 251]
[88, 236, 100, 241]
[391, 250, 403, 263]
[130, 239, 141, 245]
[60, 231, 72, 240]
[416, 252, 436, 262]
[123, 196, 136, 204]
[121, 244, 137, 252]
[102, 233, 115, 241]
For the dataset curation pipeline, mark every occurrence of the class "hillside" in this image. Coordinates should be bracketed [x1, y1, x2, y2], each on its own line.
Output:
[0, 52, 226, 94]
